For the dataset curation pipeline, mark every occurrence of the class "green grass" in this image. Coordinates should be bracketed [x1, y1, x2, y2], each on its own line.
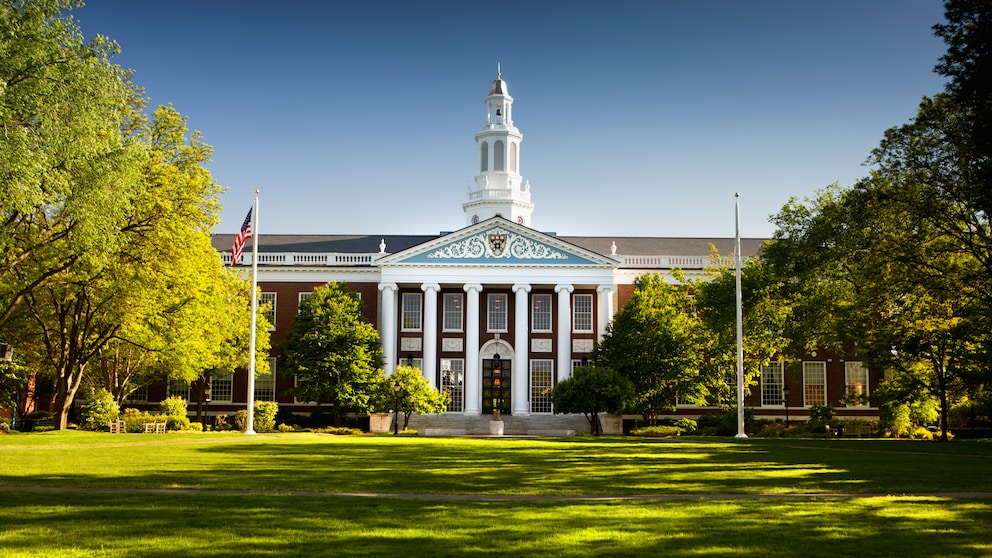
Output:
[1, 431, 991, 557]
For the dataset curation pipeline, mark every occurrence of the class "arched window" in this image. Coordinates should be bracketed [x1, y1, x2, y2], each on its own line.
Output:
[494, 140, 505, 172]
[480, 141, 489, 173]
[509, 142, 518, 173]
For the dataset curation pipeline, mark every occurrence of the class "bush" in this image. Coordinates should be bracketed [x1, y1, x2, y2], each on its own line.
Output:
[630, 425, 682, 437]
[159, 396, 188, 418]
[808, 405, 835, 422]
[120, 408, 167, 433]
[79, 388, 119, 431]
[166, 415, 192, 431]
[671, 418, 697, 432]
[20, 410, 53, 432]
[254, 401, 279, 433]
[234, 410, 249, 432]
[313, 426, 363, 435]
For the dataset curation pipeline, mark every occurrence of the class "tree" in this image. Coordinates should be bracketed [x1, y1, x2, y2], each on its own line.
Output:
[0, 0, 145, 331]
[593, 272, 721, 425]
[550, 364, 632, 435]
[370, 365, 449, 431]
[694, 255, 791, 401]
[281, 282, 382, 427]
[933, 0, 992, 216]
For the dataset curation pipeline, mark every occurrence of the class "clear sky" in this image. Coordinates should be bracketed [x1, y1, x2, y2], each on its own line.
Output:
[74, 0, 948, 239]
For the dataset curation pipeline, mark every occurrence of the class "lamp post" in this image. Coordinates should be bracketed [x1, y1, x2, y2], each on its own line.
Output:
[783, 384, 791, 427]
[393, 378, 401, 435]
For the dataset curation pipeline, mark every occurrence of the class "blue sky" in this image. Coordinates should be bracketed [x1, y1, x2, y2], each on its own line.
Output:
[74, 1, 948, 239]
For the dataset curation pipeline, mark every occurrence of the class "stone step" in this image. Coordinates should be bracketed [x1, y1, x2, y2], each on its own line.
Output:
[407, 413, 596, 436]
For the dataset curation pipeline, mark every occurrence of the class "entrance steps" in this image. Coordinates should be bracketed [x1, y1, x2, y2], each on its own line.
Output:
[407, 413, 591, 436]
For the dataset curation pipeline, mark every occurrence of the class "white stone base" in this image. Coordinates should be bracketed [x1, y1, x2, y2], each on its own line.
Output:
[489, 420, 504, 436]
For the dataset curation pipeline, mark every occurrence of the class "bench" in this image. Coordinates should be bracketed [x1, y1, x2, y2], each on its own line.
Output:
[143, 421, 166, 434]
[825, 424, 873, 438]
[108, 419, 126, 434]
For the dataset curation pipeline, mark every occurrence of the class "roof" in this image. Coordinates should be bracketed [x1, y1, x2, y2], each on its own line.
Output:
[211, 233, 768, 258]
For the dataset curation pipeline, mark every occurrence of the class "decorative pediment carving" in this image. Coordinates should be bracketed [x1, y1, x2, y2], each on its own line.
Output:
[427, 227, 568, 261]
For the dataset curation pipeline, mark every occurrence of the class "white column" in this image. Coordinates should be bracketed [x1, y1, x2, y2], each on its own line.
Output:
[512, 283, 531, 416]
[597, 285, 615, 342]
[378, 282, 398, 375]
[463, 283, 482, 415]
[421, 282, 440, 388]
[555, 284, 574, 381]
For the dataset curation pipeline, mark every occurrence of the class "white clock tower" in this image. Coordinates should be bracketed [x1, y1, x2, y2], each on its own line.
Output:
[463, 65, 535, 227]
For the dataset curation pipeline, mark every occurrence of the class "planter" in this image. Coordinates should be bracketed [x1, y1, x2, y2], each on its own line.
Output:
[599, 414, 622, 435]
[489, 420, 504, 436]
[369, 413, 392, 433]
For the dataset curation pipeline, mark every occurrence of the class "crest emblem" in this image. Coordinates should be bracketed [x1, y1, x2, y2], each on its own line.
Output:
[488, 234, 507, 256]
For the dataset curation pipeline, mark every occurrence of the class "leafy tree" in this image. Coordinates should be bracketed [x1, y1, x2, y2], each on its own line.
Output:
[550, 365, 633, 435]
[0, 0, 145, 331]
[933, 0, 992, 215]
[281, 282, 382, 427]
[694, 256, 791, 400]
[594, 272, 720, 425]
[370, 365, 449, 431]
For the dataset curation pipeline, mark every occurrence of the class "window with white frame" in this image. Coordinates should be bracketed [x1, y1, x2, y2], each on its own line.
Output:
[845, 361, 869, 405]
[210, 371, 233, 402]
[760, 362, 784, 406]
[298, 292, 312, 312]
[441, 358, 464, 413]
[573, 294, 593, 332]
[401, 293, 422, 331]
[803, 361, 827, 406]
[443, 293, 463, 332]
[570, 359, 585, 374]
[254, 358, 276, 402]
[124, 386, 148, 404]
[530, 359, 554, 414]
[261, 292, 276, 330]
[167, 378, 190, 400]
[531, 294, 552, 332]
[488, 293, 508, 332]
[293, 374, 309, 404]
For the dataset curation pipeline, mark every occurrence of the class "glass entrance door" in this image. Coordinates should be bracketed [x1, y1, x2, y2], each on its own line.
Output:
[482, 356, 511, 416]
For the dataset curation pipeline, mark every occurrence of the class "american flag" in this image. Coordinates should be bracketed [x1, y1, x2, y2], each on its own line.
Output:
[231, 208, 253, 266]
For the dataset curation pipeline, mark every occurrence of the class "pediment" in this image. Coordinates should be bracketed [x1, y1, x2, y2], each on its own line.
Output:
[377, 217, 617, 267]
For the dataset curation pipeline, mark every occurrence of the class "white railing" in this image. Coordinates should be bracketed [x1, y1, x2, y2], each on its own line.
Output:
[224, 252, 381, 267]
[466, 188, 531, 202]
[223, 251, 730, 270]
[618, 255, 734, 270]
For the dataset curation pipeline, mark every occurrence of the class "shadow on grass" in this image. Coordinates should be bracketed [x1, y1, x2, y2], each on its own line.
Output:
[0, 490, 990, 557]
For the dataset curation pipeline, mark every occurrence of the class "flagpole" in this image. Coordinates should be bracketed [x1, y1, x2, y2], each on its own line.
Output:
[245, 190, 259, 435]
[734, 193, 747, 438]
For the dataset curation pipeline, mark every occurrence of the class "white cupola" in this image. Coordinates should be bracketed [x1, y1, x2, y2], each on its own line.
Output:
[463, 64, 535, 227]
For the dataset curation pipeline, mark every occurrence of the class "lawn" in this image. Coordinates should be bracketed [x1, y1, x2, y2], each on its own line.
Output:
[1, 431, 990, 557]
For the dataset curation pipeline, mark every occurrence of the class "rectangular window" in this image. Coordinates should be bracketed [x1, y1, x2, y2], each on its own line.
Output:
[760, 362, 784, 407]
[803, 361, 827, 406]
[530, 359, 554, 414]
[845, 361, 869, 405]
[488, 293, 508, 332]
[441, 358, 464, 413]
[167, 378, 190, 400]
[399, 357, 423, 371]
[254, 358, 276, 402]
[443, 293, 463, 332]
[261, 292, 276, 329]
[531, 294, 552, 332]
[210, 371, 233, 402]
[124, 386, 148, 404]
[573, 294, 593, 332]
[401, 293, 422, 331]
[298, 292, 312, 313]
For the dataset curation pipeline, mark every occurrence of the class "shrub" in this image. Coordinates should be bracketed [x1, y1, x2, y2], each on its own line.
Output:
[213, 414, 231, 431]
[254, 401, 279, 432]
[672, 418, 697, 432]
[159, 396, 188, 419]
[910, 426, 933, 440]
[233, 410, 249, 432]
[186, 421, 203, 432]
[79, 388, 119, 431]
[313, 426, 363, 435]
[120, 408, 168, 433]
[166, 415, 192, 431]
[277, 423, 297, 432]
[20, 410, 53, 431]
[808, 405, 835, 422]
[630, 425, 682, 437]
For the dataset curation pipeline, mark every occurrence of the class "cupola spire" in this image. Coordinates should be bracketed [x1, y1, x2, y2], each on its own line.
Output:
[463, 66, 534, 227]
